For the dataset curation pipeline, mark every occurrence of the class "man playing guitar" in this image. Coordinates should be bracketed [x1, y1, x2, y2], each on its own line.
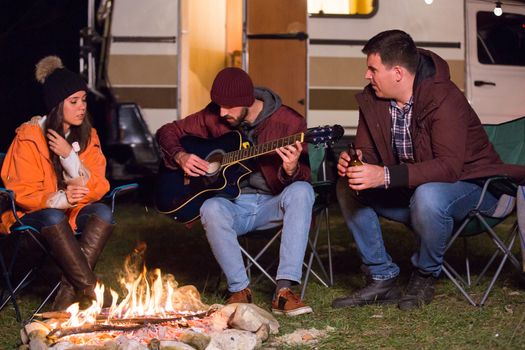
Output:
[156, 67, 314, 316]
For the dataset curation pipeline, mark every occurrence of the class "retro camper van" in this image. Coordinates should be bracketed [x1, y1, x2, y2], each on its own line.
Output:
[105, 0, 525, 137]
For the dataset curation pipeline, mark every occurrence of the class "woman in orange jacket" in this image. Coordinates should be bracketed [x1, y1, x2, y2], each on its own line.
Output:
[1, 56, 113, 311]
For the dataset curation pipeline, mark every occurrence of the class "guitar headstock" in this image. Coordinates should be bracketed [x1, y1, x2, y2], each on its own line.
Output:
[305, 125, 344, 148]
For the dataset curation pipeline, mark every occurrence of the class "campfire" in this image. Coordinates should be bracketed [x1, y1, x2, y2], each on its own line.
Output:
[21, 242, 279, 350]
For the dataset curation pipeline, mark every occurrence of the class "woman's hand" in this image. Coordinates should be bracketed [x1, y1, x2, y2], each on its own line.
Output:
[47, 129, 73, 158]
[65, 185, 89, 204]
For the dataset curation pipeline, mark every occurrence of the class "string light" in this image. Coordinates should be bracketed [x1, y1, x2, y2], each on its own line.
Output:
[493, 1, 503, 16]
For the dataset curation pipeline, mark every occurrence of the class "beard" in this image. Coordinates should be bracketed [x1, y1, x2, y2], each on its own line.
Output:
[224, 107, 249, 127]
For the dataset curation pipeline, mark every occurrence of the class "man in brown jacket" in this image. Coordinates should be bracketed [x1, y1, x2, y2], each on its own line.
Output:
[156, 68, 314, 316]
[332, 30, 525, 311]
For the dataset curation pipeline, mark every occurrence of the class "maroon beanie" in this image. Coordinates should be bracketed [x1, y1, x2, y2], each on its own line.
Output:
[210, 67, 255, 107]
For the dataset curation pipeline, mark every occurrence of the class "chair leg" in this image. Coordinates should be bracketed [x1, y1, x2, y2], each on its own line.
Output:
[0, 231, 44, 323]
[445, 215, 522, 307]
[442, 265, 478, 306]
[479, 216, 522, 271]
[473, 226, 514, 286]
[0, 247, 22, 322]
[27, 281, 62, 323]
[325, 207, 333, 286]
[479, 233, 517, 306]
[241, 231, 282, 285]
[463, 237, 471, 286]
[301, 209, 332, 299]
[239, 245, 276, 284]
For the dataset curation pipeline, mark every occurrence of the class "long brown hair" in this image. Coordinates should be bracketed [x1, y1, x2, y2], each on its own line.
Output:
[45, 101, 92, 189]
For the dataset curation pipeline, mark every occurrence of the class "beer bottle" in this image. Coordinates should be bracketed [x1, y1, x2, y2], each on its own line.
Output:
[348, 143, 363, 167]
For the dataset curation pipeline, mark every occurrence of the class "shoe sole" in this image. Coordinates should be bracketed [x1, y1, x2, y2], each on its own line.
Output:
[272, 305, 313, 316]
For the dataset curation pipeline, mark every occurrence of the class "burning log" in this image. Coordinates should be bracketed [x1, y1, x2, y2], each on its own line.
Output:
[47, 310, 214, 340]
[47, 323, 145, 340]
[34, 311, 72, 320]
[107, 309, 212, 325]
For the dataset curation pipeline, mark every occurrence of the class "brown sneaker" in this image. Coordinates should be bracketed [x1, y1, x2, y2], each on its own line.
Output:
[226, 287, 253, 304]
[271, 288, 312, 316]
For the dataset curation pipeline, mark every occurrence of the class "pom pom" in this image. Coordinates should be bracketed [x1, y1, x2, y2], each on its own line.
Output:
[35, 56, 64, 84]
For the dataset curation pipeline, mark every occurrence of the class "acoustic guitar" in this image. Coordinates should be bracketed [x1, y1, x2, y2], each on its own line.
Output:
[156, 125, 344, 223]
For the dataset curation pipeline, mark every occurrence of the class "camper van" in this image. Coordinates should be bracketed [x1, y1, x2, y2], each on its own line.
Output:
[105, 0, 525, 138]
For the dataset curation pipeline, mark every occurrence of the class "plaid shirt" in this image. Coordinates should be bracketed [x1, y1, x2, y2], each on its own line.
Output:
[384, 97, 414, 188]
[390, 97, 415, 163]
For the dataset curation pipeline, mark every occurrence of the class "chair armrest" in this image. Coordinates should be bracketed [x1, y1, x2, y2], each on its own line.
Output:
[103, 183, 139, 213]
[0, 187, 25, 227]
[475, 176, 517, 209]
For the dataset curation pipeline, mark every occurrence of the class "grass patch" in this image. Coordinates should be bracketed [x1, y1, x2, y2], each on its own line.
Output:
[1, 202, 524, 349]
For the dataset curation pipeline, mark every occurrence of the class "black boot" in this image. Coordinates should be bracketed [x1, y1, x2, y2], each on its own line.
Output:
[40, 218, 97, 311]
[332, 266, 401, 308]
[398, 270, 436, 311]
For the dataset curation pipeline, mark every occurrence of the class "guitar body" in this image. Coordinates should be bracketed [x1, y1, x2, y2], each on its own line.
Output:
[156, 131, 253, 223]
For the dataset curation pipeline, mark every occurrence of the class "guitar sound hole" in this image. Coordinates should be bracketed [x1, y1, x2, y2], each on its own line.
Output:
[206, 150, 224, 176]
[207, 161, 221, 175]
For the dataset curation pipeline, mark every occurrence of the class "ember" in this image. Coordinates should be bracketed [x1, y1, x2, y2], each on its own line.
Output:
[20, 243, 279, 350]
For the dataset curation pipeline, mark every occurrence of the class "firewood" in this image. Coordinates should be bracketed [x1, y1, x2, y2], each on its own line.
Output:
[34, 311, 71, 319]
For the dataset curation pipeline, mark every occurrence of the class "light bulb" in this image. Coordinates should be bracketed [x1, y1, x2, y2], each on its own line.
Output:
[494, 2, 503, 16]
[425, 0, 433, 4]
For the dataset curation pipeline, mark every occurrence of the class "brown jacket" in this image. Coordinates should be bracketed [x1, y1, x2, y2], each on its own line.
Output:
[156, 98, 311, 195]
[355, 49, 525, 188]
[1, 119, 109, 233]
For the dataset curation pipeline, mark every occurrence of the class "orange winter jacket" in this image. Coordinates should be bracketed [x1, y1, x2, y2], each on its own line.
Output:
[0, 118, 110, 233]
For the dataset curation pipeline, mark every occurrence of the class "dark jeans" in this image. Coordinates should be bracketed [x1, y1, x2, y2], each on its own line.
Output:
[15, 202, 113, 232]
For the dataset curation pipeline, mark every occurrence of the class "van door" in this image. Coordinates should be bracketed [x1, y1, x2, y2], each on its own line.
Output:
[245, 0, 307, 116]
[466, 0, 525, 124]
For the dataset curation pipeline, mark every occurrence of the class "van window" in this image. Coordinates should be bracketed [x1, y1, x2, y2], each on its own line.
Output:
[477, 11, 525, 66]
[308, 0, 378, 18]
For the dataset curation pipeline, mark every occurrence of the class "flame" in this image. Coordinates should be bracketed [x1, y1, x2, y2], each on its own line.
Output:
[59, 242, 208, 329]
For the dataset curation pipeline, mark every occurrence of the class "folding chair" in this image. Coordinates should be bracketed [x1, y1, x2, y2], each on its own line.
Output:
[442, 116, 525, 306]
[239, 144, 336, 298]
[0, 152, 138, 323]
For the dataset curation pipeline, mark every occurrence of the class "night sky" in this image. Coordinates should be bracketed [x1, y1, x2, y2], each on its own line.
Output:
[0, 0, 87, 151]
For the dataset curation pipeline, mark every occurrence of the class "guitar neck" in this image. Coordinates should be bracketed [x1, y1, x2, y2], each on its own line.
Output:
[222, 132, 304, 165]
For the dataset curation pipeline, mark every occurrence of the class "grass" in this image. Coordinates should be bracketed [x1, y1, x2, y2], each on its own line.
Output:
[1, 201, 524, 349]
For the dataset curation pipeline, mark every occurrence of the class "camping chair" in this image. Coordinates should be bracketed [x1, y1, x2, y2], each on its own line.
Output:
[0, 152, 138, 323]
[442, 116, 525, 306]
[239, 144, 336, 299]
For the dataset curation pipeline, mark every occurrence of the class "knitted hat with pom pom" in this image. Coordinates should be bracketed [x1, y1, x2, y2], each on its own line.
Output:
[35, 56, 87, 111]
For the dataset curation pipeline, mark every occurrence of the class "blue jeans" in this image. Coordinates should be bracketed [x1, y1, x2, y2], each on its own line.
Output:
[336, 178, 499, 279]
[17, 203, 113, 232]
[200, 181, 315, 292]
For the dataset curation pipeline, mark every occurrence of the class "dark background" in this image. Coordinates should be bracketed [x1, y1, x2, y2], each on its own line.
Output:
[0, 0, 88, 151]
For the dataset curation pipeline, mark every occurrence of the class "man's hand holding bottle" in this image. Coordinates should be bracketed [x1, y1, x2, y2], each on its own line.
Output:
[338, 143, 386, 191]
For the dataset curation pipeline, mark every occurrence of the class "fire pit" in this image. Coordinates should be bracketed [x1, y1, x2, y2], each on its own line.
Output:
[19, 243, 279, 350]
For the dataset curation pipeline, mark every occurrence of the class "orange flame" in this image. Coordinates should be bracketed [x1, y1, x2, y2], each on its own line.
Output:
[60, 242, 207, 328]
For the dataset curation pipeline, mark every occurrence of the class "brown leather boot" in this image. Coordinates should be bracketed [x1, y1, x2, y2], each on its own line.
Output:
[53, 215, 115, 310]
[79, 215, 115, 268]
[52, 277, 77, 311]
[41, 218, 97, 311]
